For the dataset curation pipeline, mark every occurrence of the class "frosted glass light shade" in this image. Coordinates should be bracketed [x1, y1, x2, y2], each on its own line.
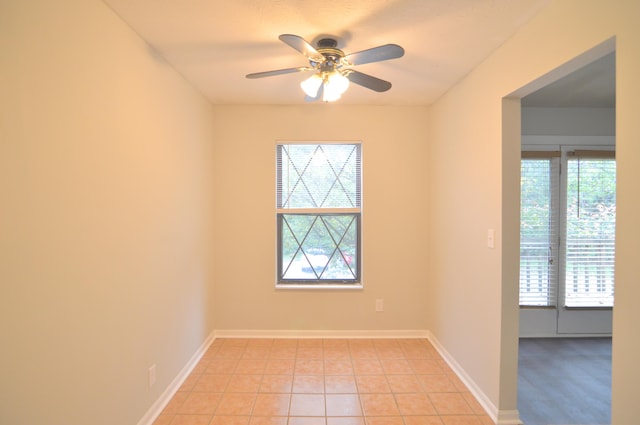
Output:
[300, 74, 323, 97]
[323, 72, 349, 102]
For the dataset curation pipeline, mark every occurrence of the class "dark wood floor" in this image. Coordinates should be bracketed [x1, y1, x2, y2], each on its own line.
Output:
[518, 337, 611, 425]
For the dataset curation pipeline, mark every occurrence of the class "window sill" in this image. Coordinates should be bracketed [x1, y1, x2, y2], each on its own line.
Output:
[520, 305, 557, 309]
[564, 306, 613, 310]
[275, 283, 363, 291]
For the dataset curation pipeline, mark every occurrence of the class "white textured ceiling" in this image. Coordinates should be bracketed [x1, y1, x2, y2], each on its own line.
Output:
[103, 0, 551, 105]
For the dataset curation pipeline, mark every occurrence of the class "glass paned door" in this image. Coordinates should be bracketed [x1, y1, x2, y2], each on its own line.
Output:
[556, 154, 616, 334]
[563, 158, 616, 307]
[520, 148, 616, 335]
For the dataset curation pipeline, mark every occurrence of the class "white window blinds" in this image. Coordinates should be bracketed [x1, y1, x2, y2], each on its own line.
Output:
[277, 143, 361, 210]
[520, 152, 560, 306]
[563, 152, 616, 307]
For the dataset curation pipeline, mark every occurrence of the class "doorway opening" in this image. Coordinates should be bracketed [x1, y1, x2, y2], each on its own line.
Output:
[513, 41, 615, 425]
[519, 52, 616, 337]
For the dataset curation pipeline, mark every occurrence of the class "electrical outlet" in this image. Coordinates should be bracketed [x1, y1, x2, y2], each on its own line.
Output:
[148, 364, 157, 387]
[375, 299, 384, 312]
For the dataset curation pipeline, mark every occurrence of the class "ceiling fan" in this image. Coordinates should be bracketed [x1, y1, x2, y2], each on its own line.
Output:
[246, 34, 405, 102]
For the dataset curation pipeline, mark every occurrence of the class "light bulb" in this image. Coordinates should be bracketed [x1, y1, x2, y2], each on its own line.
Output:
[322, 71, 350, 102]
[328, 72, 349, 94]
[300, 74, 323, 97]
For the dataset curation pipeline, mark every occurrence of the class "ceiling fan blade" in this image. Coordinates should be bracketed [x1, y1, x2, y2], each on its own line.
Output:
[279, 34, 325, 63]
[344, 44, 404, 66]
[345, 70, 392, 92]
[246, 67, 311, 79]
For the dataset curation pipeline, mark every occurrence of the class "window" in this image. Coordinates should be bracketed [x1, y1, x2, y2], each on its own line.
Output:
[564, 152, 616, 307]
[519, 149, 616, 307]
[519, 152, 560, 306]
[276, 143, 361, 286]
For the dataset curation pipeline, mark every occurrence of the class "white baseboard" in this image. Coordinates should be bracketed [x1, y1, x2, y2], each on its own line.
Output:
[496, 410, 524, 425]
[214, 329, 430, 339]
[426, 332, 523, 425]
[136, 331, 216, 425]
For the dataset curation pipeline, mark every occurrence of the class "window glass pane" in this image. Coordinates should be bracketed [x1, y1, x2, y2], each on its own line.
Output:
[564, 158, 616, 307]
[520, 158, 558, 306]
[280, 214, 358, 282]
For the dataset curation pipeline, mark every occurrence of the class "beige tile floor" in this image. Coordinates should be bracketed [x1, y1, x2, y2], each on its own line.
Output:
[153, 338, 494, 425]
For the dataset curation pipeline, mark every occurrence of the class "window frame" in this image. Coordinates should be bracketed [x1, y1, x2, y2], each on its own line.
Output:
[275, 142, 363, 289]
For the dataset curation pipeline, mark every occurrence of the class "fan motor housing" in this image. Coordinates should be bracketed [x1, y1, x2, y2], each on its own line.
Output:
[315, 38, 344, 70]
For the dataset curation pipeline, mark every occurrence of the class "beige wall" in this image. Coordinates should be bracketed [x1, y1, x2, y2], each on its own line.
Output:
[427, 0, 640, 422]
[0, 1, 215, 424]
[211, 105, 429, 333]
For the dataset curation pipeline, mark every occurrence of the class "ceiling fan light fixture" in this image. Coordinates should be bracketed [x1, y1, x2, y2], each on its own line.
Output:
[248, 34, 404, 102]
[301, 71, 349, 102]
